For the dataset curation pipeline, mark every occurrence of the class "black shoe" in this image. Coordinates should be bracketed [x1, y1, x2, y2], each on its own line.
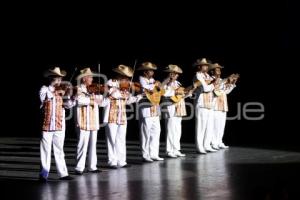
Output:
[108, 165, 118, 169]
[121, 164, 131, 168]
[74, 170, 84, 175]
[59, 176, 74, 180]
[89, 169, 102, 173]
[38, 175, 48, 183]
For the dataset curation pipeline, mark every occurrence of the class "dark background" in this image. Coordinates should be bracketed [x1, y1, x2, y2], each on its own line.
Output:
[2, 1, 295, 149]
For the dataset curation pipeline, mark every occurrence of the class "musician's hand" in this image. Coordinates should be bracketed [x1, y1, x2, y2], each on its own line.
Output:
[71, 95, 77, 101]
[55, 90, 65, 96]
[136, 94, 143, 102]
[123, 91, 130, 99]
[232, 79, 237, 85]
[155, 81, 161, 87]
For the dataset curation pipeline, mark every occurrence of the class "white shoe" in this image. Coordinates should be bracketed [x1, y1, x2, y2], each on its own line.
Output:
[167, 153, 177, 158]
[205, 147, 218, 152]
[198, 149, 207, 154]
[142, 158, 153, 162]
[174, 152, 186, 157]
[212, 145, 220, 150]
[151, 157, 164, 161]
[219, 143, 229, 149]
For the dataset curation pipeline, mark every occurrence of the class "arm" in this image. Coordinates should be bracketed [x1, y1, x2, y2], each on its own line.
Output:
[223, 83, 236, 94]
[95, 95, 110, 107]
[126, 94, 143, 105]
[196, 73, 214, 92]
[163, 85, 175, 97]
[39, 86, 54, 108]
[139, 76, 156, 90]
[77, 89, 93, 106]
[63, 99, 76, 109]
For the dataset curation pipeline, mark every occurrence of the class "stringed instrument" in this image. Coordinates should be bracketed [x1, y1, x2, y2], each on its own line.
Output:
[87, 83, 108, 94]
[119, 80, 142, 93]
[226, 73, 240, 84]
[144, 81, 166, 105]
[54, 67, 78, 98]
[168, 79, 214, 103]
[55, 82, 78, 97]
[213, 74, 240, 97]
[169, 87, 189, 103]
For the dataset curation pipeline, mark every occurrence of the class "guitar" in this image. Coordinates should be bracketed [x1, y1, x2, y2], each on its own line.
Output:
[144, 81, 166, 105]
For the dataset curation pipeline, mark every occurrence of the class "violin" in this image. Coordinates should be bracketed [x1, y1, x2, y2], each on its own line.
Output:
[87, 83, 107, 94]
[228, 73, 240, 84]
[55, 83, 77, 97]
[119, 81, 142, 93]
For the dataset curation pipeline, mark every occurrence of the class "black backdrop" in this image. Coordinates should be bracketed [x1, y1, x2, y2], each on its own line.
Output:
[2, 1, 295, 149]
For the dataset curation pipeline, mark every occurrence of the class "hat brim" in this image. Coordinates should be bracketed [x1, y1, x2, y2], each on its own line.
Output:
[137, 66, 157, 71]
[43, 70, 67, 77]
[164, 69, 183, 74]
[209, 66, 224, 71]
[193, 63, 212, 67]
[112, 68, 133, 77]
[76, 72, 96, 80]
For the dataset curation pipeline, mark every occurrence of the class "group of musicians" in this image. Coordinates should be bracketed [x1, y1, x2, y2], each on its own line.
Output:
[38, 58, 239, 181]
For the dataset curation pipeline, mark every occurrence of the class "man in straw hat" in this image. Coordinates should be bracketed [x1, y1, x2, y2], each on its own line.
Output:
[137, 61, 164, 162]
[103, 64, 142, 168]
[39, 67, 75, 181]
[193, 58, 218, 154]
[209, 63, 237, 149]
[161, 64, 190, 158]
[74, 67, 108, 174]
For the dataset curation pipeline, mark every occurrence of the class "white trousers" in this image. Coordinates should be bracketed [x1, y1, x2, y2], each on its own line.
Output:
[195, 107, 214, 152]
[40, 131, 69, 178]
[75, 129, 98, 172]
[212, 111, 227, 147]
[140, 116, 161, 159]
[165, 117, 182, 155]
[105, 123, 127, 167]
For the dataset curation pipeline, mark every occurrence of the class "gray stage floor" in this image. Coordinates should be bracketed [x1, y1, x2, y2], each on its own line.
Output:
[1, 137, 300, 200]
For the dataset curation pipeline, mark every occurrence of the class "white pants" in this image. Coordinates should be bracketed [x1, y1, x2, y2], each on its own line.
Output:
[40, 131, 69, 178]
[105, 123, 127, 167]
[75, 129, 98, 172]
[140, 116, 161, 159]
[195, 107, 214, 151]
[212, 111, 227, 147]
[165, 117, 182, 155]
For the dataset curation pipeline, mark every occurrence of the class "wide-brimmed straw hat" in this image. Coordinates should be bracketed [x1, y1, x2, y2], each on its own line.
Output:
[112, 64, 134, 77]
[209, 63, 224, 71]
[192, 58, 212, 67]
[44, 67, 66, 77]
[164, 64, 183, 74]
[137, 62, 157, 70]
[76, 67, 96, 80]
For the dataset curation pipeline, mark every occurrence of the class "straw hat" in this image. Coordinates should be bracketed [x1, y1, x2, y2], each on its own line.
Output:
[44, 67, 66, 77]
[209, 63, 224, 71]
[137, 62, 157, 70]
[112, 64, 134, 77]
[192, 58, 212, 67]
[76, 67, 96, 80]
[164, 64, 183, 74]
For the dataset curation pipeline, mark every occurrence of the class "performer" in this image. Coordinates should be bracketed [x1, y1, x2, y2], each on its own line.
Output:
[209, 63, 237, 149]
[193, 58, 217, 154]
[103, 65, 142, 168]
[39, 67, 75, 181]
[74, 67, 107, 175]
[138, 62, 164, 162]
[162, 64, 189, 158]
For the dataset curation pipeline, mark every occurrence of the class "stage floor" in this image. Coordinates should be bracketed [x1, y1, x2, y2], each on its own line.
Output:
[1, 137, 300, 200]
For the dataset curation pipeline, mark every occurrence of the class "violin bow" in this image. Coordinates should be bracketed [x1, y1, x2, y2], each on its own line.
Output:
[98, 62, 101, 84]
[69, 66, 78, 83]
[130, 59, 138, 84]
